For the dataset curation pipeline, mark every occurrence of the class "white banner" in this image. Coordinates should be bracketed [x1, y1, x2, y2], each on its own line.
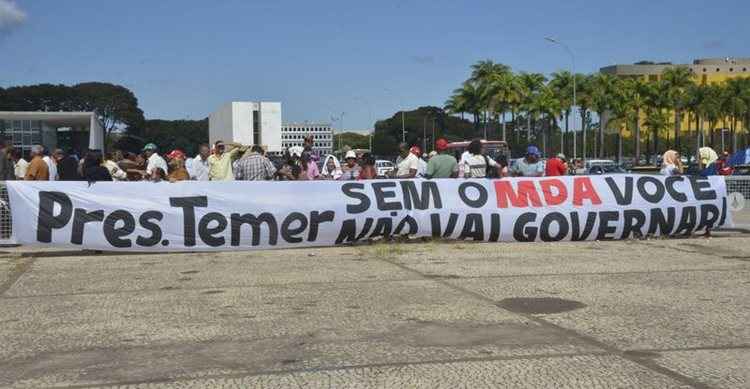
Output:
[6, 175, 731, 251]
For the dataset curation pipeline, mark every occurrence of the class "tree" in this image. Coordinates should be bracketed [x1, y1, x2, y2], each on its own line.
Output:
[518, 72, 547, 143]
[661, 66, 694, 151]
[590, 73, 618, 158]
[529, 86, 562, 156]
[141, 118, 208, 155]
[333, 132, 370, 150]
[73, 82, 145, 139]
[549, 71, 574, 155]
[486, 71, 522, 141]
[574, 74, 593, 158]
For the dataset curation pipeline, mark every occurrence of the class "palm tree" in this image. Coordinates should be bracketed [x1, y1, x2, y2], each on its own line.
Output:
[685, 83, 707, 161]
[700, 84, 723, 150]
[470, 60, 512, 138]
[549, 71, 574, 156]
[486, 71, 523, 141]
[575, 74, 593, 159]
[529, 86, 562, 156]
[518, 72, 547, 143]
[590, 73, 618, 158]
[447, 81, 483, 137]
[661, 66, 694, 152]
[723, 78, 748, 152]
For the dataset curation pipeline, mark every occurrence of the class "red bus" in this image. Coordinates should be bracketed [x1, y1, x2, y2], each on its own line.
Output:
[445, 140, 511, 161]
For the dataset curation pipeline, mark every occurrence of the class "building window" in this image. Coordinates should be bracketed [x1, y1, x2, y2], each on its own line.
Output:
[252, 110, 260, 145]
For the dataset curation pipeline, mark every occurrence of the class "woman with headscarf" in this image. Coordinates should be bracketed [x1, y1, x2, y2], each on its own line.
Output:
[320, 154, 343, 180]
[660, 150, 683, 176]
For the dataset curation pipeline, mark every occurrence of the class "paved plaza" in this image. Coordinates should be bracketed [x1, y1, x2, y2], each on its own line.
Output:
[0, 233, 748, 388]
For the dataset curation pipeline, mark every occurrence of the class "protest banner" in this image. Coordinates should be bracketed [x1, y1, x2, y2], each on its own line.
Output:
[6, 175, 731, 251]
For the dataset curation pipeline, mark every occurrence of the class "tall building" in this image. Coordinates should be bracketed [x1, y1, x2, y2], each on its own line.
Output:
[281, 123, 333, 156]
[208, 102, 282, 153]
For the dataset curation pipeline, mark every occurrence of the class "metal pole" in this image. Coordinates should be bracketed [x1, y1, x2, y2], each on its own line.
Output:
[401, 111, 406, 143]
[546, 37, 577, 159]
[423, 116, 427, 152]
[432, 118, 436, 152]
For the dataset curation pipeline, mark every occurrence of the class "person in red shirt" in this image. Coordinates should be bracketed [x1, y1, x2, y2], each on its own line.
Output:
[545, 153, 568, 176]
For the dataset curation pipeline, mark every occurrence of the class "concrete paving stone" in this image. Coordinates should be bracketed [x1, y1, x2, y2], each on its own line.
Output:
[103, 354, 687, 389]
[0, 279, 600, 387]
[386, 237, 750, 279]
[654, 348, 750, 389]
[5, 247, 420, 297]
[449, 270, 750, 351]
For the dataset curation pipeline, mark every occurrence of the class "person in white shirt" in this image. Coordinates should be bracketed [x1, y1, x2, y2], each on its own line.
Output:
[42, 148, 58, 181]
[186, 144, 210, 181]
[394, 143, 419, 178]
[11, 150, 28, 180]
[462, 139, 501, 178]
[143, 143, 168, 178]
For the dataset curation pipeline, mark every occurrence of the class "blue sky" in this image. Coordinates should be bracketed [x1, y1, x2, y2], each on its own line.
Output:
[1, 0, 749, 130]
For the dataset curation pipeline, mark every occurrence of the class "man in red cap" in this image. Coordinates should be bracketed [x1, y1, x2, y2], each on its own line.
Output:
[425, 138, 458, 179]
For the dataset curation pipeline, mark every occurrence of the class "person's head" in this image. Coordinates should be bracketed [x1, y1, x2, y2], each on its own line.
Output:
[525, 145, 540, 163]
[112, 150, 124, 162]
[556, 153, 566, 163]
[303, 135, 314, 147]
[409, 146, 421, 158]
[10, 149, 21, 161]
[326, 156, 337, 172]
[398, 142, 410, 158]
[166, 149, 186, 162]
[467, 139, 482, 156]
[198, 144, 210, 159]
[435, 138, 450, 154]
[360, 153, 375, 167]
[251, 145, 265, 155]
[142, 143, 158, 157]
[53, 149, 65, 162]
[214, 141, 226, 155]
[344, 150, 357, 167]
[30, 145, 43, 157]
[83, 150, 104, 169]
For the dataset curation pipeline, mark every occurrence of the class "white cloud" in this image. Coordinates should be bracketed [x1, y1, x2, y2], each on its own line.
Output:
[0, 0, 26, 32]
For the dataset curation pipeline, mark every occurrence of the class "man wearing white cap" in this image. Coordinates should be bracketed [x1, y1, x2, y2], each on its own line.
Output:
[339, 150, 361, 180]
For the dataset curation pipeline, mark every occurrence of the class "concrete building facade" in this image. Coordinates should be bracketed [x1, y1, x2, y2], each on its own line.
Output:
[208, 102, 282, 153]
[281, 123, 333, 156]
[0, 111, 104, 156]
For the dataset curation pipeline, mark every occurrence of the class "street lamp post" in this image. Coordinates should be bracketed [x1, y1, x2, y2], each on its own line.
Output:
[545, 37, 577, 160]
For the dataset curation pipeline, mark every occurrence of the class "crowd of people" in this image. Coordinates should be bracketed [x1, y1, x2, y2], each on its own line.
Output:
[0, 134, 736, 183]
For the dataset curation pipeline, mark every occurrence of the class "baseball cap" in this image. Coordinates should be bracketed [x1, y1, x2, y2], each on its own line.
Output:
[345, 150, 357, 160]
[409, 146, 421, 156]
[526, 145, 540, 157]
[435, 138, 449, 151]
[556, 153, 566, 161]
[167, 150, 185, 160]
[142, 143, 157, 151]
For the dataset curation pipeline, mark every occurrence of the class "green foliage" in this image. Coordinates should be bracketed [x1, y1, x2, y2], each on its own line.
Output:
[141, 118, 209, 155]
[0, 82, 145, 137]
[373, 106, 476, 155]
[333, 131, 370, 150]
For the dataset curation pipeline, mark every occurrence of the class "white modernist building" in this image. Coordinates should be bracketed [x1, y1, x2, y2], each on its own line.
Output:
[0, 111, 104, 155]
[281, 123, 333, 156]
[208, 102, 282, 153]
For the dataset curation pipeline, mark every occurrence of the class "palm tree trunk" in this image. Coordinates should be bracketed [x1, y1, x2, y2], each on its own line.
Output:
[674, 110, 681, 152]
[502, 111, 507, 141]
[563, 111, 569, 156]
[634, 108, 641, 165]
[526, 114, 531, 143]
[581, 110, 587, 159]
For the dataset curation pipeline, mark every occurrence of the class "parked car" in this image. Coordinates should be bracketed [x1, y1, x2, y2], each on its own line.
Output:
[375, 160, 395, 177]
[585, 159, 627, 175]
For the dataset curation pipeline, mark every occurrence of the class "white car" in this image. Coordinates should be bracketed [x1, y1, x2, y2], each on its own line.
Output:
[375, 160, 395, 177]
